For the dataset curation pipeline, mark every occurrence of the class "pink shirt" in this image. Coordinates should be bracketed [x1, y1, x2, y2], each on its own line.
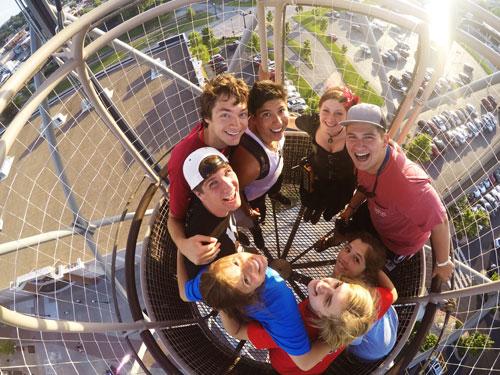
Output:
[357, 144, 446, 255]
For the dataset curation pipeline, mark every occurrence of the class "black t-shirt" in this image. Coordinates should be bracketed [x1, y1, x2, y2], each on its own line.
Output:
[184, 196, 239, 279]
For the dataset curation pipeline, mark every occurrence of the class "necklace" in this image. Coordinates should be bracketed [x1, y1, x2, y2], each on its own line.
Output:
[326, 127, 344, 144]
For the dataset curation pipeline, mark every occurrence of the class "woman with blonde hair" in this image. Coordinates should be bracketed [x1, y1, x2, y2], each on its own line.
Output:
[333, 232, 399, 362]
[177, 250, 377, 374]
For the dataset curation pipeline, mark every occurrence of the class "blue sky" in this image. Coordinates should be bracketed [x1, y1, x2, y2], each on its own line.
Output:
[0, 0, 21, 28]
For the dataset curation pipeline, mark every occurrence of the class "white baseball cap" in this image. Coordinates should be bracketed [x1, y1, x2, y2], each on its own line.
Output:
[340, 103, 387, 131]
[183, 147, 229, 190]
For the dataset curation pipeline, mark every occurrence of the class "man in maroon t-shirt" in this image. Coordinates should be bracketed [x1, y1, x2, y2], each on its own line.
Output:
[167, 74, 249, 266]
[339, 104, 454, 282]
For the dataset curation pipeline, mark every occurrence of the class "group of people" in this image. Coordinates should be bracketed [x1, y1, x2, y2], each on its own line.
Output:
[166, 72, 454, 374]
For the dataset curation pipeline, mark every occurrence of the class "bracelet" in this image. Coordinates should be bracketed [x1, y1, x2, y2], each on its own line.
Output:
[436, 257, 453, 267]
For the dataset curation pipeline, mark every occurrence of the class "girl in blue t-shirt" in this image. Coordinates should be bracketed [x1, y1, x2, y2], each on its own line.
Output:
[176, 250, 377, 372]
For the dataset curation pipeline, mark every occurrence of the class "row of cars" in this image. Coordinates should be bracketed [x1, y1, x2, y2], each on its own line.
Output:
[467, 167, 500, 217]
[284, 79, 308, 113]
[417, 100, 497, 156]
[389, 63, 475, 98]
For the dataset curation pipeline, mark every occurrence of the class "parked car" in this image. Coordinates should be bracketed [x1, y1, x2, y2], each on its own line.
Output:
[389, 75, 406, 92]
[481, 98, 494, 112]
[465, 103, 477, 117]
[330, 34, 338, 42]
[381, 52, 395, 63]
[434, 137, 446, 152]
[396, 41, 410, 51]
[459, 72, 472, 84]
[486, 95, 497, 108]
[481, 178, 492, 192]
[209, 54, 225, 67]
[396, 48, 409, 59]
[360, 45, 371, 56]
[351, 24, 361, 32]
[463, 63, 474, 74]
[493, 168, 500, 183]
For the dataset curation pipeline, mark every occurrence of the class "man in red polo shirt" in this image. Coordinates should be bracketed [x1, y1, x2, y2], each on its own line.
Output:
[167, 74, 249, 266]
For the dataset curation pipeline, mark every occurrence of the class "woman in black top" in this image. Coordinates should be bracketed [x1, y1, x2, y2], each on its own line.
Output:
[295, 87, 359, 224]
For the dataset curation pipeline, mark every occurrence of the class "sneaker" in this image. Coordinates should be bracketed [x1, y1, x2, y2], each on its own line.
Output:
[250, 225, 265, 249]
[269, 192, 292, 206]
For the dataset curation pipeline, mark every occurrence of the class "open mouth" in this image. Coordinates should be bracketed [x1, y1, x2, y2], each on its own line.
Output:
[354, 152, 370, 162]
[223, 190, 237, 202]
[225, 129, 242, 137]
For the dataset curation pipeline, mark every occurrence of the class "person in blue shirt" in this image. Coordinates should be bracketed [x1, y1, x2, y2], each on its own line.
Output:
[177, 250, 377, 372]
[332, 232, 399, 362]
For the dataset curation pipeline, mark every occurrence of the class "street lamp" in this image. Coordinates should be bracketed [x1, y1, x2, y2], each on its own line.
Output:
[212, 2, 218, 20]
[238, 10, 252, 30]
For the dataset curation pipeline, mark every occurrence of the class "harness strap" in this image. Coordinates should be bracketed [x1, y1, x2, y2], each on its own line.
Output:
[239, 133, 270, 180]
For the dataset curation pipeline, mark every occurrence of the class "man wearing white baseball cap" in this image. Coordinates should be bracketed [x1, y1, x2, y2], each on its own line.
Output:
[180, 147, 242, 278]
[338, 103, 453, 282]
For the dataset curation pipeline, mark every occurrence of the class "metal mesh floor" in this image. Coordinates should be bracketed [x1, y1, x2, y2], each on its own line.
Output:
[141, 131, 424, 374]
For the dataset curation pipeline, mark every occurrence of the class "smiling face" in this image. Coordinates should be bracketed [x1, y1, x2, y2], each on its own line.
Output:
[308, 278, 351, 318]
[334, 239, 370, 279]
[214, 252, 268, 294]
[345, 123, 388, 174]
[251, 98, 288, 145]
[319, 99, 347, 134]
[195, 164, 241, 217]
[204, 96, 249, 148]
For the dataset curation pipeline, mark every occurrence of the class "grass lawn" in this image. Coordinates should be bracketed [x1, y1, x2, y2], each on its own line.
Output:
[284, 61, 319, 105]
[294, 12, 384, 106]
[286, 38, 313, 69]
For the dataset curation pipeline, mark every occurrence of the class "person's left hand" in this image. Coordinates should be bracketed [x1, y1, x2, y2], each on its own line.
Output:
[432, 262, 454, 282]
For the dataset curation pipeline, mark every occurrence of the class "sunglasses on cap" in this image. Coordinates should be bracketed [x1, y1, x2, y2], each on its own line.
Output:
[198, 155, 229, 179]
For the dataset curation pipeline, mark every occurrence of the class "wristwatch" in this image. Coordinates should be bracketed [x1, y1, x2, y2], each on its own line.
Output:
[436, 257, 453, 267]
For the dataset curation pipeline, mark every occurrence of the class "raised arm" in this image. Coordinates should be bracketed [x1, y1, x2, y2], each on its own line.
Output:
[339, 189, 367, 222]
[430, 216, 454, 281]
[377, 270, 398, 303]
[219, 311, 249, 340]
[176, 249, 189, 302]
[230, 146, 261, 219]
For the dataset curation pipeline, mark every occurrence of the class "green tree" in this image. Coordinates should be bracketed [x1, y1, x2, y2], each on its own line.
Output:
[188, 31, 203, 48]
[295, 5, 303, 13]
[201, 27, 217, 50]
[449, 197, 490, 240]
[93, 0, 102, 7]
[186, 6, 196, 22]
[404, 133, 432, 164]
[285, 21, 291, 37]
[312, 7, 322, 16]
[301, 40, 312, 62]
[341, 44, 348, 54]
[190, 44, 210, 63]
[420, 333, 438, 352]
[266, 10, 273, 23]
[0, 340, 15, 355]
[457, 332, 494, 357]
[318, 17, 328, 32]
[249, 32, 260, 53]
[306, 96, 319, 114]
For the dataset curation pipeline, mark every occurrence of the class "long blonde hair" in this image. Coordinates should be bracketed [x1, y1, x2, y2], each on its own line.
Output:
[312, 280, 378, 349]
